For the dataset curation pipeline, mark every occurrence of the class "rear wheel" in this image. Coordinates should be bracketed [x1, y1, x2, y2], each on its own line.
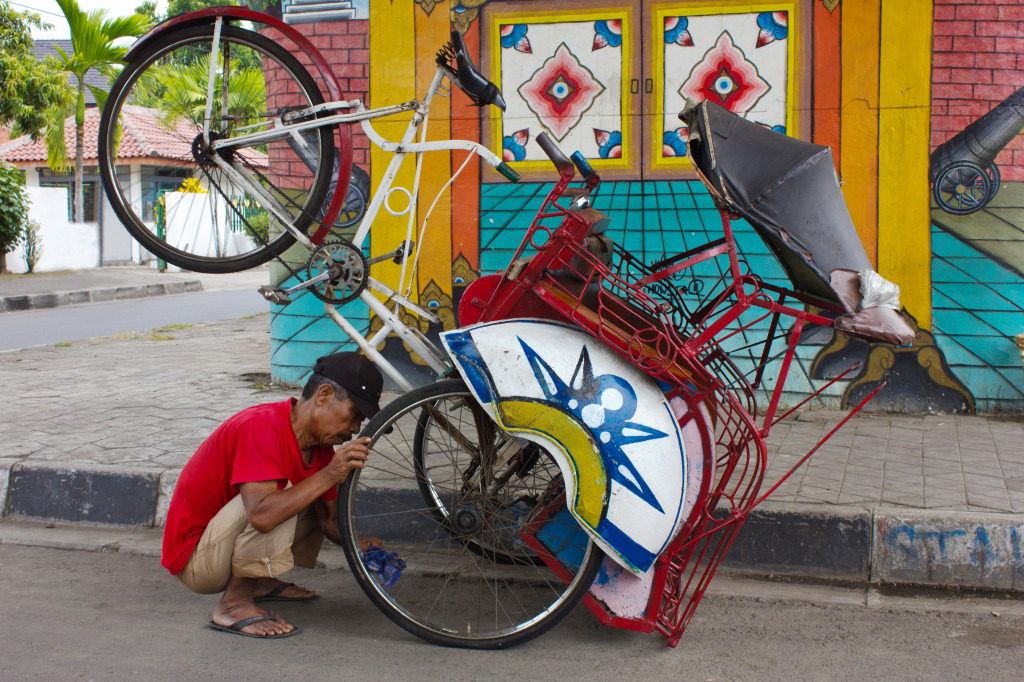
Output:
[98, 23, 335, 273]
[338, 379, 603, 649]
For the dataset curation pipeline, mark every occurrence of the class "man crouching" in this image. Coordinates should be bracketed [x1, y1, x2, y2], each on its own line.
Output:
[161, 352, 383, 638]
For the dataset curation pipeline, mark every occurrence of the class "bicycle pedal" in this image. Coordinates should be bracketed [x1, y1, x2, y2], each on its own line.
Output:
[258, 286, 292, 306]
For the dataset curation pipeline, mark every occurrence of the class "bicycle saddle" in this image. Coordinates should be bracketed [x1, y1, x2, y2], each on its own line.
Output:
[441, 30, 506, 111]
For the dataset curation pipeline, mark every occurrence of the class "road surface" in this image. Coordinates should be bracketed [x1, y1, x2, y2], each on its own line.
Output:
[1, 542, 1022, 680]
[0, 289, 269, 351]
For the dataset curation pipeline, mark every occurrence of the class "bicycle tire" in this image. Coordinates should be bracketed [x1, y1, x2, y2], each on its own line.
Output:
[338, 378, 603, 649]
[98, 23, 336, 273]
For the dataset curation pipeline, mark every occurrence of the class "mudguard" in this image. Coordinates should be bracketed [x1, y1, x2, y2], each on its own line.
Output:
[441, 319, 711, 575]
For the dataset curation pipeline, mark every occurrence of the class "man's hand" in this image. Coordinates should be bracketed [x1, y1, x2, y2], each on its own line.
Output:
[324, 436, 371, 485]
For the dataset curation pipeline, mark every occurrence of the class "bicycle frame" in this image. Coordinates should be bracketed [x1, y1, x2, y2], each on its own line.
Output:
[140, 9, 515, 390]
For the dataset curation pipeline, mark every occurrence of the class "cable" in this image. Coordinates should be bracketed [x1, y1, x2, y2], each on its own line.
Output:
[7, 1, 64, 18]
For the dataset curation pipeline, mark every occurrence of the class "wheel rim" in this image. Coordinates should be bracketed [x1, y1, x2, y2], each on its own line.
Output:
[343, 386, 599, 645]
[935, 162, 989, 215]
[99, 26, 332, 272]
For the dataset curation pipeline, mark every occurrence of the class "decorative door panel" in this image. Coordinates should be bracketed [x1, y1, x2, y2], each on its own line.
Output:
[481, 1, 801, 180]
[485, 3, 639, 179]
[649, 2, 798, 175]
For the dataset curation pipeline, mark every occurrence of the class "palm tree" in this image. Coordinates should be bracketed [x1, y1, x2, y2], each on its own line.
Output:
[49, 0, 149, 222]
[149, 54, 268, 134]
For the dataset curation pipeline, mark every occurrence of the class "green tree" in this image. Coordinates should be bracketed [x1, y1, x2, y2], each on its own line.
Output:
[152, 54, 267, 132]
[50, 0, 149, 222]
[0, 0, 74, 140]
[133, 0, 160, 24]
[0, 161, 30, 274]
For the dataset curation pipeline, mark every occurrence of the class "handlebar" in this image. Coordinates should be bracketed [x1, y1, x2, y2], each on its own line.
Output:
[570, 152, 595, 180]
[536, 132, 575, 179]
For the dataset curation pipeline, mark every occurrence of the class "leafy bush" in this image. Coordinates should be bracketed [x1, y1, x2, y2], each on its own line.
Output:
[0, 161, 30, 272]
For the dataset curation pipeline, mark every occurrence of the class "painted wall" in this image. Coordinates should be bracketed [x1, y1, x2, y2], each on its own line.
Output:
[265, 0, 1024, 413]
[5, 186, 100, 274]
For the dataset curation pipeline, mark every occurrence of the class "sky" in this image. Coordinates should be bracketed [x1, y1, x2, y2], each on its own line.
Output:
[11, 0, 165, 39]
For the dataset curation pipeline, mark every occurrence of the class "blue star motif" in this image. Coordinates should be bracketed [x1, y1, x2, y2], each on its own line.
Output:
[518, 338, 667, 514]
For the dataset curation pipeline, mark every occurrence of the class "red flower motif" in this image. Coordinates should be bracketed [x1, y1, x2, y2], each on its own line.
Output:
[518, 43, 606, 141]
[678, 31, 769, 116]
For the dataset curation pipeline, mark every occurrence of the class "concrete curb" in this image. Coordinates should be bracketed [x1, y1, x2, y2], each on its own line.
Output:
[3, 461, 1023, 592]
[0, 280, 203, 313]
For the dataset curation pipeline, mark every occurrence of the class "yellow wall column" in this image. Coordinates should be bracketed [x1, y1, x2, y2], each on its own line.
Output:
[414, 4, 453, 301]
[878, 0, 933, 329]
[840, 0, 880, 265]
[369, 0, 417, 293]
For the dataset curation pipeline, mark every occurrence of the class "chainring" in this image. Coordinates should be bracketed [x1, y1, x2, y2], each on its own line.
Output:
[306, 239, 369, 305]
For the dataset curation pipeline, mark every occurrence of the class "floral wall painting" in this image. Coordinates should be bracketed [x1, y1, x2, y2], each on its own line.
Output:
[657, 7, 793, 169]
[492, 12, 631, 170]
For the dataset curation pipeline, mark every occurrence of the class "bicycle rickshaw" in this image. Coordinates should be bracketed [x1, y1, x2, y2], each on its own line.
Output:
[98, 7, 914, 649]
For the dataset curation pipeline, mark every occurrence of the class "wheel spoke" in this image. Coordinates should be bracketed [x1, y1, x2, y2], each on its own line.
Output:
[339, 379, 603, 648]
[98, 24, 335, 273]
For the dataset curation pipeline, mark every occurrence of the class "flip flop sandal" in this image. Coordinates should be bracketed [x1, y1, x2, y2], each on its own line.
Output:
[207, 613, 298, 639]
[254, 581, 319, 603]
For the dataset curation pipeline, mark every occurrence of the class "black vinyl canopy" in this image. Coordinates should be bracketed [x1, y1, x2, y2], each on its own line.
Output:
[683, 101, 872, 304]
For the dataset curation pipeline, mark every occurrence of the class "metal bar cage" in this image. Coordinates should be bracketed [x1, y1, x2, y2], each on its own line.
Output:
[476, 171, 849, 645]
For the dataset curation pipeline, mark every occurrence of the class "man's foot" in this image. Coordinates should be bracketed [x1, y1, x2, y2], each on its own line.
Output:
[253, 578, 318, 603]
[208, 613, 298, 639]
[213, 577, 295, 637]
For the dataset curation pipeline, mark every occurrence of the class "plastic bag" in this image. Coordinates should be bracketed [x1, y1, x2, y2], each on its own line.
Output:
[858, 269, 901, 310]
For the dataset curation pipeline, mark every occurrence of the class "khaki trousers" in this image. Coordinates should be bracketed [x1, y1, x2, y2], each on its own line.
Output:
[175, 495, 323, 594]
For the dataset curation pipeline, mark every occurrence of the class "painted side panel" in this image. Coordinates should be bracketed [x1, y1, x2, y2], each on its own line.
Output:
[441, 319, 706, 574]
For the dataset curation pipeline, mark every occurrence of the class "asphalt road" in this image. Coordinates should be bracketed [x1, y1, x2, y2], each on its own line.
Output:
[2, 543, 1023, 680]
[0, 289, 270, 351]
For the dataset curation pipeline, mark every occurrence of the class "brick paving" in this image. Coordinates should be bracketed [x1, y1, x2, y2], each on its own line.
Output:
[1, 309, 1022, 515]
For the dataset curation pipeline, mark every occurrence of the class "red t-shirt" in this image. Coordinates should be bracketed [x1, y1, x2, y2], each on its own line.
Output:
[161, 398, 337, 575]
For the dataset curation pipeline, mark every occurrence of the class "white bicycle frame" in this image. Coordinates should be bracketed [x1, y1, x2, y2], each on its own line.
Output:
[205, 20, 507, 390]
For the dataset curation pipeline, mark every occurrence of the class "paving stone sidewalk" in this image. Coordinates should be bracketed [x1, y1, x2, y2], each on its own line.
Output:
[1, 313, 1023, 589]
[1, 312, 1020, 512]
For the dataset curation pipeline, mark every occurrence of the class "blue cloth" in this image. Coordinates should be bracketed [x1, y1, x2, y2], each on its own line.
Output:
[362, 545, 406, 588]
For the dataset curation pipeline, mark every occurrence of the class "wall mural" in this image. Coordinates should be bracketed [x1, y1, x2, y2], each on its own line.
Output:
[497, 16, 627, 166]
[927, 0, 1024, 412]
[262, 0, 1024, 413]
[660, 10, 791, 167]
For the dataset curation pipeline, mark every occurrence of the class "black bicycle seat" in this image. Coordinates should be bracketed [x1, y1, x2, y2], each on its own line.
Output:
[448, 30, 506, 111]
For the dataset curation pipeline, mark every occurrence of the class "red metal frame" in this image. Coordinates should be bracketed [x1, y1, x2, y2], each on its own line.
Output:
[125, 7, 352, 239]
[471, 163, 882, 646]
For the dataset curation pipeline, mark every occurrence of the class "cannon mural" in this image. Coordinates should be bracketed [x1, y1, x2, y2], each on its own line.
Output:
[930, 87, 1024, 215]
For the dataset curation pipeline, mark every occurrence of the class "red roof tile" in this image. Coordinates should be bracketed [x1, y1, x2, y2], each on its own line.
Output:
[0, 106, 266, 169]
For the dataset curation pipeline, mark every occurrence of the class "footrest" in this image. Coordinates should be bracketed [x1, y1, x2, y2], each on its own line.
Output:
[258, 286, 292, 306]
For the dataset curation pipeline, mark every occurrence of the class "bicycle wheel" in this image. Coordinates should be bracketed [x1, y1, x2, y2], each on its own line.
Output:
[338, 379, 604, 649]
[414, 397, 547, 564]
[98, 24, 335, 273]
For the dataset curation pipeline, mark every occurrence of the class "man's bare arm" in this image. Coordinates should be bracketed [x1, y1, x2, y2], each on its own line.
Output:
[239, 437, 370, 533]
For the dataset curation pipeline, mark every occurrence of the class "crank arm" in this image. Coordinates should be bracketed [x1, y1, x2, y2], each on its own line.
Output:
[366, 241, 414, 266]
[258, 263, 340, 305]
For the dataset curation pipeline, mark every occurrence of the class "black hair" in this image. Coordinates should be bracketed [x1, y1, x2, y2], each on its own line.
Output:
[301, 372, 350, 402]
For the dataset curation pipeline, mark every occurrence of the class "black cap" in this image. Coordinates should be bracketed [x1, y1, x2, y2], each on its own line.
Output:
[313, 352, 383, 419]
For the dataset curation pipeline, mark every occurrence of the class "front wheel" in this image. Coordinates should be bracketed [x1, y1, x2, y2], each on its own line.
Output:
[98, 23, 336, 273]
[338, 378, 603, 649]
